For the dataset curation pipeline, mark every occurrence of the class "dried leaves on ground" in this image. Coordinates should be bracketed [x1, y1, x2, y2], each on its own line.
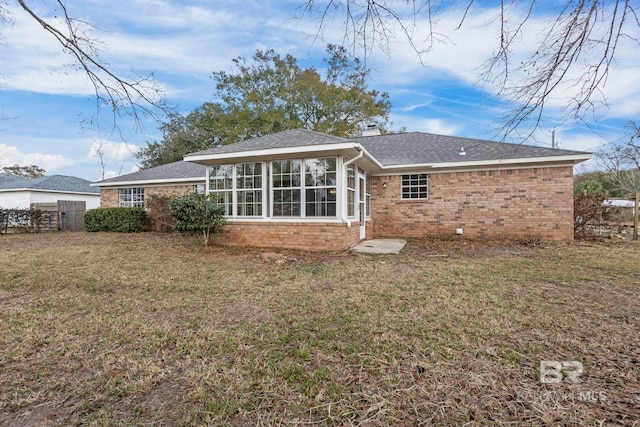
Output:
[0, 233, 639, 426]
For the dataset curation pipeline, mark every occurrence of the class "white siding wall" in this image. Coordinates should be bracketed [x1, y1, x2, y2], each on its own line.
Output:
[0, 192, 31, 209]
[0, 191, 100, 209]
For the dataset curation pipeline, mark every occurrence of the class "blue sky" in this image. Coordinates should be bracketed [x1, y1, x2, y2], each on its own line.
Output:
[1, 0, 638, 180]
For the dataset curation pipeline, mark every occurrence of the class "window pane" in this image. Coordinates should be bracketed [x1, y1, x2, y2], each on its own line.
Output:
[273, 189, 301, 217]
[347, 189, 355, 217]
[306, 188, 337, 217]
[119, 188, 144, 207]
[401, 174, 429, 200]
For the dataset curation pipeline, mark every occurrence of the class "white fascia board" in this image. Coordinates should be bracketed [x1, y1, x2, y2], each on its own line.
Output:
[91, 177, 204, 187]
[0, 188, 99, 196]
[184, 142, 362, 163]
[378, 153, 592, 172]
[356, 145, 385, 170]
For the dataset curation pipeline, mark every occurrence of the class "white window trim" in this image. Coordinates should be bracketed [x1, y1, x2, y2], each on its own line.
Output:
[401, 173, 429, 200]
[270, 157, 339, 219]
[118, 187, 144, 208]
[209, 157, 341, 220]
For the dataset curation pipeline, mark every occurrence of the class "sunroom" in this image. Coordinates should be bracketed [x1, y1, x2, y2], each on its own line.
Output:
[183, 130, 379, 250]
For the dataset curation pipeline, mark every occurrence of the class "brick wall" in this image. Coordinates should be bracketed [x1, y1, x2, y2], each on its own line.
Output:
[100, 184, 201, 208]
[212, 221, 361, 251]
[370, 166, 574, 240]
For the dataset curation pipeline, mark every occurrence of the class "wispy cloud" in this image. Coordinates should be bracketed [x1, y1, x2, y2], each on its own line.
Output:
[0, 143, 74, 171]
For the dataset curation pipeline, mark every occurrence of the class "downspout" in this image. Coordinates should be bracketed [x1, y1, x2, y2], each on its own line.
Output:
[342, 146, 364, 227]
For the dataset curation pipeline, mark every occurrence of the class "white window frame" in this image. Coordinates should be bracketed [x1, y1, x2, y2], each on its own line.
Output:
[236, 163, 264, 217]
[118, 187, 144, 208]
[303, 157, 338, 218]
[401, 174, 429, 200]
[271, 159, 302, 218]
[209, 165, 234, 216]
[346, 164, 356, 218]
[206, 157, 341, 220]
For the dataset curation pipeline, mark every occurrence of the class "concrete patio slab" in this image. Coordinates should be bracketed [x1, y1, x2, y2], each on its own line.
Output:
[350, 239, 407, 254]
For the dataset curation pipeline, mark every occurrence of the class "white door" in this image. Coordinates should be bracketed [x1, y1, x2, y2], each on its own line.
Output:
[359, 175, 366, 239]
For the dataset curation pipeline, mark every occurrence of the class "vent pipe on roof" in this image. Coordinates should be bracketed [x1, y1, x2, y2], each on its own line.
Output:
[361, 125, 381, 137]
[459, 147, 466, 156]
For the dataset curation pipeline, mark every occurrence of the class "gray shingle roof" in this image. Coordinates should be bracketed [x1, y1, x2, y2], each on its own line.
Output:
[355, 132, 590, 166]
[187, 129, 350, 157]
[0, 174, 99, 193]
[94, 161, 205, 185]
[0, 173, 27, 187]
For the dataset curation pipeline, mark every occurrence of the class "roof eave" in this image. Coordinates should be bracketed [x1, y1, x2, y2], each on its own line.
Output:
[184, 142, 363, 164]
[377, 153, 592, 172]
[92, 177, 205, 188]
[0, 188, 99, 195]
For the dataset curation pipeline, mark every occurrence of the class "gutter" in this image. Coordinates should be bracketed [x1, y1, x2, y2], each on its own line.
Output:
[341, 146, 364, 227]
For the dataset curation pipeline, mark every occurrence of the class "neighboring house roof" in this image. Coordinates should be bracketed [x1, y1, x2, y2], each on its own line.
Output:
[0, 174, 99, 194]
[0, 173, 28, 187]
[185, 128, 591, 171]
[354, 132, 590, 167]
[93, 161, 206, 187]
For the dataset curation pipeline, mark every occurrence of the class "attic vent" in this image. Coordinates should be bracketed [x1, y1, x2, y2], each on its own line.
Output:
[459, 147, 466, 156]
[361, 125, 381, 137]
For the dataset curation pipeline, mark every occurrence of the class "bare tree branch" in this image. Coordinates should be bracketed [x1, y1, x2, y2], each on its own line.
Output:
[597, 121, 640, 197]
[299, 1, 640, 141]
[15, 0, 170, 137]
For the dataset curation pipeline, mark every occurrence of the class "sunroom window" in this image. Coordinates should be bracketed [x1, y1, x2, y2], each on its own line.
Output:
[208, 157, 339, 219]
[236, 163, 262, 216]
[272, 160, 301, 217]
[346, 164, 356, 218]
[304, 157, 337, 217]
[209, 165, 233, 215]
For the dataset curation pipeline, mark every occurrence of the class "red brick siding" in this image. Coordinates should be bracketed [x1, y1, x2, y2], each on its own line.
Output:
[100, 184, 201, 208]
[369, 166, 574, 240]
[212, 221, 361, 251]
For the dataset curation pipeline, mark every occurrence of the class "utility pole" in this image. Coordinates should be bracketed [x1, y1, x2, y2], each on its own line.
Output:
[551, 128, 557, 148]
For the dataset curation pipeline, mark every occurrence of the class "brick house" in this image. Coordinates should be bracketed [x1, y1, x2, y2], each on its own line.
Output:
[94, 128, 591, 250]
[94, 161, 206, 208]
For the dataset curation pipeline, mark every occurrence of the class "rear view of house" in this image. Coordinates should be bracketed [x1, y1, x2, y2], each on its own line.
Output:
[95, 129, 591, 250]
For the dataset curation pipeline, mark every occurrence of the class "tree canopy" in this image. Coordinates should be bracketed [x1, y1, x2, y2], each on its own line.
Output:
[2, 164, 46, 178]
[136, 45, 390, 169]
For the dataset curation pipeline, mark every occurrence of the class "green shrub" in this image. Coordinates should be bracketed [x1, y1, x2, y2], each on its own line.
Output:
[168, 194, 226, 247]
[84, 207, 147, 232]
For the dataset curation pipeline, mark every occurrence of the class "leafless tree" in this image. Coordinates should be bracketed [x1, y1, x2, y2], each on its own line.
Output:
[3, 1, 169, 135]
[597, 121, 640, 197]
[299, 1, 640, 139]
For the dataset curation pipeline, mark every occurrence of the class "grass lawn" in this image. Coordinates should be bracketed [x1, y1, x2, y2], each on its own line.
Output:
[0, 233, 639, 426]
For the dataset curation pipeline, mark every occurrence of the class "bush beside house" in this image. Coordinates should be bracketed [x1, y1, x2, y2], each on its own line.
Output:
[84, 207, 147, 232]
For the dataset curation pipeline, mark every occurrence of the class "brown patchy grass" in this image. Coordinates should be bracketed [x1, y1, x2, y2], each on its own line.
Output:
[0, 233, 639, 426]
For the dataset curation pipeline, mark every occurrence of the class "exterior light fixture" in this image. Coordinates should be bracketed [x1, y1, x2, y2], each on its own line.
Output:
[383, 182, 387, 188]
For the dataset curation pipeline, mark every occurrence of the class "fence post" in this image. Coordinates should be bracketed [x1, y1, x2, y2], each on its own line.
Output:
[634, 191, 639, 241]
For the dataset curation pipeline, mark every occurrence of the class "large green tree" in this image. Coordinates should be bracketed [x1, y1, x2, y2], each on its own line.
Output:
[136, 45, 390, 168]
